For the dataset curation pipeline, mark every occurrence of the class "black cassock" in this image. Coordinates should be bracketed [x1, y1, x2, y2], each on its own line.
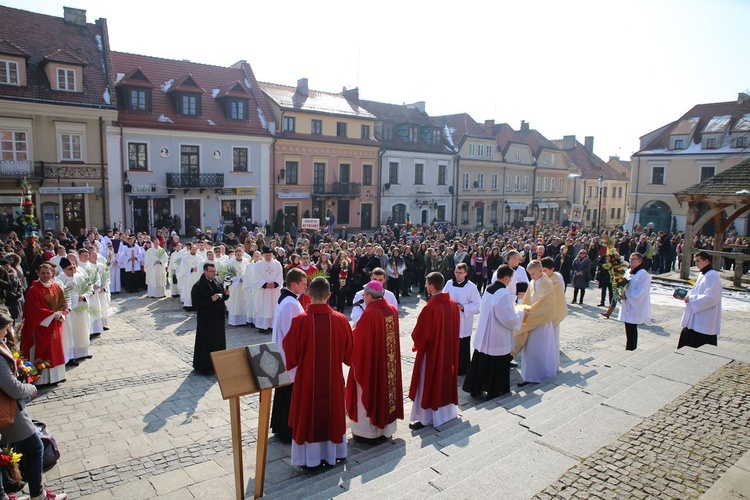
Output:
[191, 274, 228, 374]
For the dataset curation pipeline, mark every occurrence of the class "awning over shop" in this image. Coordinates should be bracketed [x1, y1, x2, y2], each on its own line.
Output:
[537, 202, 560, 209]
[506, 201, 528, 210]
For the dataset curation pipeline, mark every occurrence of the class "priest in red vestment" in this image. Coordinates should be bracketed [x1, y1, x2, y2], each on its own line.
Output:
[408, 271, 460, 429]
[346, 280, 403, 443]
[284, 276, 353, 468]
[20, 263, 67, 384]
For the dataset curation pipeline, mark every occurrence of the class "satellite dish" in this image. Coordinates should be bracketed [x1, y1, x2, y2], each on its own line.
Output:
[448, 186, 454, 194]
[472, 181, 479, 188]
[384, 182, 391, 190]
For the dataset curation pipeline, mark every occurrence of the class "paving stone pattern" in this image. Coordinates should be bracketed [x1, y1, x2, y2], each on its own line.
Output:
[535, 361, 750, 499]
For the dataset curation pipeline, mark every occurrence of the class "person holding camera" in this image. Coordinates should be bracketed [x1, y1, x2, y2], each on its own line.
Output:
[191, 263, 229, 375]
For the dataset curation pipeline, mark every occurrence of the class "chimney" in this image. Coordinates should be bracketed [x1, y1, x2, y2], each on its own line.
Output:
[484, 119, 495, 135]
[342, 87, 359, 106]
[520, 120, 529, 132]
[406, 101, 426, 114]
[562, 135, 576, 150]
[63, 7, 87, 26]
[584, 136, 594, 154]
[609, 155, 619, 161]
[739, 92, 750, 105]
[296, 78, 308, 96]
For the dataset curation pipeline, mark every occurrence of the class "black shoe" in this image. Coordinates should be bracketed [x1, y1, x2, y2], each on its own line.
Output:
[409, 421, 426, 430]
[517, 381, 537, 388]
[90, 332, 101, 338]
[509, 361, 518, 368]
[470, 392, 483, 398]
[65, 359, 79, 367]
[103, 327, 110, 331]
[352, 434, 384, 445]
[597, 303, 605, 307]
[571, 300, 577, 304]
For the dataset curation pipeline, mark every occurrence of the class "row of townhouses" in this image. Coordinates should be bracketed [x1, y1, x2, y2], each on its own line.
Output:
[1, 6, 747, 238]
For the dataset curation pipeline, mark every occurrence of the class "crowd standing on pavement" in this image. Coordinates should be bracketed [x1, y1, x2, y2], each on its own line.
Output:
[0, 215, 735, 475]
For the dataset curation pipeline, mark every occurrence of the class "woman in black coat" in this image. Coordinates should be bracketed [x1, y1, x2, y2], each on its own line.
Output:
[191, 263, 229, 375]
[554, 246, 573, 291]
[571, 250, 591, 305]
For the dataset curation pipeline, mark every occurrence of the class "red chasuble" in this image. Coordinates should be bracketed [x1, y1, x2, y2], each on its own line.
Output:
[346, 298, 403, 428]
[283, 303, 353, 445]
[408, 292, 460, 410]
[20, 280, 66, 367]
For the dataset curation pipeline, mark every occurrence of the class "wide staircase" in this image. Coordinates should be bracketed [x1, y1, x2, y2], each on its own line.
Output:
[260, 343, 736, 499]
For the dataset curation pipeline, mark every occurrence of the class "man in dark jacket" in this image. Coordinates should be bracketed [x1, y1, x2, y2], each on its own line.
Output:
[191, 263, 229, 375]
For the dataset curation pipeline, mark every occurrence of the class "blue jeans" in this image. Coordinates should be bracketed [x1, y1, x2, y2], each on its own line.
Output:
[0, 432, 44, 498]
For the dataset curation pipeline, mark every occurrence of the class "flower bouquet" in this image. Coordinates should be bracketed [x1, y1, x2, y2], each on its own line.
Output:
[0, 445, 23, 484]
[12, 350, 50, 384]
[600, 235, 629, 319]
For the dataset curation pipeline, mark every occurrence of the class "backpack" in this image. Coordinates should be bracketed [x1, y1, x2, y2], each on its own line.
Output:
[33, 420, 61, 470]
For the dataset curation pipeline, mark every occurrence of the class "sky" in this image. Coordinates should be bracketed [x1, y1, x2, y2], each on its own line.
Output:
[4, 0, 749, 161]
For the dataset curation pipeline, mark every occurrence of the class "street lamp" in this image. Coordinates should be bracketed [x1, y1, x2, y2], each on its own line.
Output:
[597, 175, 604, 233]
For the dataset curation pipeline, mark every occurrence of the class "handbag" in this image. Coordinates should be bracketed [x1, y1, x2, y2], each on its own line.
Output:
[33, 420, 61, 470]
[0, 390, 16, 427]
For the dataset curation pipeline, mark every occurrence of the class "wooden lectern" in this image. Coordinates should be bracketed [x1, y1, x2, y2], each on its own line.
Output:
[212, 346, 290, 499]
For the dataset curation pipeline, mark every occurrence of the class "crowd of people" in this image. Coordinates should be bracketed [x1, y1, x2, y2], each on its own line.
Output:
[0, 217, 733, 475]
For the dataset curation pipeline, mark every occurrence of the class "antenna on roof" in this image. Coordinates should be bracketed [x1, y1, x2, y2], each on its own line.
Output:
[356, 45, 360, 89]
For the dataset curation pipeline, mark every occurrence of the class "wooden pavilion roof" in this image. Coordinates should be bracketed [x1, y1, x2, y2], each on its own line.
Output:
[675, 157, 750, 204]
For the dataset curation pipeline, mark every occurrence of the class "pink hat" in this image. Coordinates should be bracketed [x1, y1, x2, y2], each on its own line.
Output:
[365, 280, 384, 292]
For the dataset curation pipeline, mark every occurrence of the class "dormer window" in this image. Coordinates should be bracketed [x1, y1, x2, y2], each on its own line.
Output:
[736, 136, 748, 148]
[705, 138, 717, 149]
[57, 67, 76, 91]
[0, 59, 20, 85]
[431, 129, 441, 146]
[674, 139, 683, 149]
[129, 89, 149, 112]
[230, 100, 245, 120]
[180, 94, 198, 116]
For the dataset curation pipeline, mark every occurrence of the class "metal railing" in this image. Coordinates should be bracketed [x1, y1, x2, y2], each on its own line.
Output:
[312, 182, 362, 196]
[0, 160, 44, 178]
[166, 172, 225, 188]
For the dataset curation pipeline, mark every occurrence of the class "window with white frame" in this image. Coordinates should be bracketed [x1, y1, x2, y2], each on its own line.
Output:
[477, 144, 484, 157]
[389, 162, 399, 184]
[438, 164, 447, 185]
[128, 143, 148, 170]
[56, 67, 76, 91]
[487, 145, 493, 158]
[543, 177, 549, 191]
[515, 175, 520, 191]
[233, 147, 248, 172]
[558, 178, 563, 191]
[506, 174, 512, 191]
[536, 177, 541, 192]
[1, 130, 28, 161]
[700, 166, 715, 182]
[469, 143, 476, 157]
[543, 152, 549, 165]
[550, 154, 556, 166]
[515, 148, 520, 161]
[524, 176, 530, 191]
[0, 60, 20, 85]
[56, 122, 86, 162]
[492, 174, 499, 190]
[462, 172, 470, 190]
[477, 173, 485, 189]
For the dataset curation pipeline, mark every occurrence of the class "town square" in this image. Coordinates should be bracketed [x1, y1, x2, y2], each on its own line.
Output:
[1, 1, 750, 499]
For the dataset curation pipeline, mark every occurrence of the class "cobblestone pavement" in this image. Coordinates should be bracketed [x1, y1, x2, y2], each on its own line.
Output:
[23, 281, 750, 499]
[535, 361, 750, 499]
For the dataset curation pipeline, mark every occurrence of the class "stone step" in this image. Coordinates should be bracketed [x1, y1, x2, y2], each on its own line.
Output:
[525, 390, 607, 436]
[628, 344, 681, 371]
[434, 440, 579, 499]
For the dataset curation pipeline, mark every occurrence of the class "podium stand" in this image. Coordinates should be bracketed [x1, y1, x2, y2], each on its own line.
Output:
[211, 346, 290, 499]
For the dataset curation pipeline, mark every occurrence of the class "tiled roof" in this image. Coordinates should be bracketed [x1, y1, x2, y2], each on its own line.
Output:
[111, 52, 271, 136]
[360, 99, 450, 154]
[0, 39, 30, 59]
[432, 113, 492, 140]
[516, 127, 558, 157]
[492, 122, 529, 156]
[551, 138, 627, 182]
[676, 158, 750, 197]
[117, 68, 155, 89]
[259, 81, 375, 118]
[638, 100, 749, 152]
[0, 5, 115, 109]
